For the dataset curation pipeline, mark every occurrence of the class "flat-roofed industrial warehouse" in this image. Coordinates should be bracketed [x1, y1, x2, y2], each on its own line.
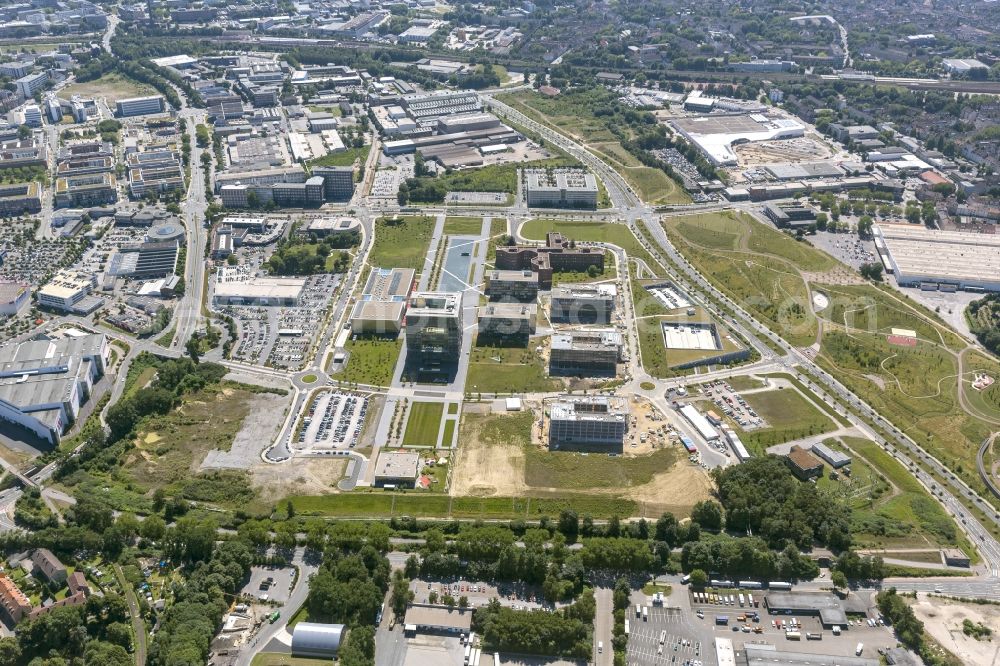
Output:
[670, 113, 805, 166]
[875, 224, 1000, 292]
[744, 646, 878, 666]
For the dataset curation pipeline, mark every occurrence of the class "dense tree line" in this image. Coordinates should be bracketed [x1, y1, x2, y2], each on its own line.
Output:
[265, 237, 353, 275]
[9, 597, 133, 666]
[967, 295, 1000, 357]
[306, 547, 391, 626]
[682, 535, 819, 581]
[711, 456, 853, 550]
[474, 593, 595, 659]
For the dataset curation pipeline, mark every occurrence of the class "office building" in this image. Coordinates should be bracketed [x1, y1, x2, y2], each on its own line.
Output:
[127, 149, 184, 197]
[311, 166, 355, 201]
[525, 169, 599, 208]
[477, 303, 537, 344]
[15, 72, 48, 100]
[54, 173, 117, 208]
[216, 166, 307, 192]
[485, 270, 538, 302]
[0, 138, 46, 170]
[0, 181, 40, 216]
[21, 105, 42, 127]
[763, 203, 816, 229]
[404, 291, 462, 374]
[36, 270, 98, 313]
[548, 396, 628, 452]
[550, 328, 621, 376]
[116, 95, 166, 117]
[0, 62, 30, 79]
[550, 283, 616, 324]
[0, 332, 109, 443]
[495, 232, 604, 289]
[373, 451, 420, 487]
[349, 267, 415, 334]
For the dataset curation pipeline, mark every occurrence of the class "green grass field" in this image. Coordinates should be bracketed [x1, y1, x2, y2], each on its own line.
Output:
[486, 218, 509, 262]
[520, 219, 664, 277]
[308, 144, 370, 170]
[466, 346, 562, 394]
[844, 437, 975, 556]
[443, 216, 484, 235]
[738, 388, 837, 452]
[337, 335, 402, 387]
[62, 72, 155, 102]
[525, 446, 679, 490]
[441, 419, 456, 447]
[289, 491, 638, 519]
[370, 216, 436, 270]
[498, 90, 690, 205]
[403, 402, 445, 446]
[251, 653, 330, 666]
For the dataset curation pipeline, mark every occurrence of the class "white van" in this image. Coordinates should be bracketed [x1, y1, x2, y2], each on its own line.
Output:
[597, 641, 603, 654]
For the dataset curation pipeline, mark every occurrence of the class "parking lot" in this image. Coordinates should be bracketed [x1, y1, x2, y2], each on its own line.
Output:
[298, 390, 369, 450]
[409, 578, 554, 612]
[628, 606, 704, 666]
[221, 272, 340, 370]
[239, 564, 295, 605]
[699, 380, 767, 431]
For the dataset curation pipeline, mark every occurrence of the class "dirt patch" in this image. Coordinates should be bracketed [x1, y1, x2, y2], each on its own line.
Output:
[250, 458, 348, 504]
[864, 374, 887, 391]
[626, 462, 713, 516]
[910, 595, 1000, 666]
[451, 410, 528, 497]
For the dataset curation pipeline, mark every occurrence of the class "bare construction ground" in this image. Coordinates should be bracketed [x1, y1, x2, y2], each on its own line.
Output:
[200, 391, 289, 470]
[451, 405, 712, 515]
[910, 594, 1000, 666]
[250, 458, 348, 504]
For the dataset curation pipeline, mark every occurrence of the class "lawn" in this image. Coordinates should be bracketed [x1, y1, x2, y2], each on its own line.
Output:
[525, 446, 679, 490]
[369, 215, 436, 270]
[308, 144, 370, 172]
[289, 491, 637, 519]
[403, 402, 445, 446]
[520, 219, 664, 277]
[726, 376, 766, 391]
[738, 387, 836, 452]
[250, 654, 330, 666]
[551, 251, 617, 285]
[815, 330, 993, 496]
[442, 419, 456, 447]
[497, 90, 690, 205]
[466, 346, 562, 394]
[62, 72, 155, 103]
[486, 218, 510, 262]
[443, 216, 484, 235]
[337, 335, 402, 387]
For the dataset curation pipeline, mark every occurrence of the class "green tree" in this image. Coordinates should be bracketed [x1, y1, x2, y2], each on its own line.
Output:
[689, 569, 709, 587]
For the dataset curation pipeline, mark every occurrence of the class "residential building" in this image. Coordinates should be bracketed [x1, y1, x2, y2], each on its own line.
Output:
[116, 95, 166, 117]
[525, 169, 598, 208]
[54, 173, 117, 208]
[0, 573, 30, 625]
[404, 291, 462, 374]
[550, 283, 616, 324]
[548, 395, 628, 452]
[31, 549, 67, 584]
[485, 269, 538, 302]
[0, 181, 41, 216]
[550, 328, 622, 376]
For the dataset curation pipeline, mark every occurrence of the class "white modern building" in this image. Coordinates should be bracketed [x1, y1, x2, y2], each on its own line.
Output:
[116, 95, 166, 117]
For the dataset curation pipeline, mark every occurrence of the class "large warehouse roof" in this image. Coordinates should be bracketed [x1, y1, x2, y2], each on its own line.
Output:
[876, 224, 1000, 291]
[292, 623, 344, 657]
[670, 113, 805, 166]
[745, 646, 878, 666]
